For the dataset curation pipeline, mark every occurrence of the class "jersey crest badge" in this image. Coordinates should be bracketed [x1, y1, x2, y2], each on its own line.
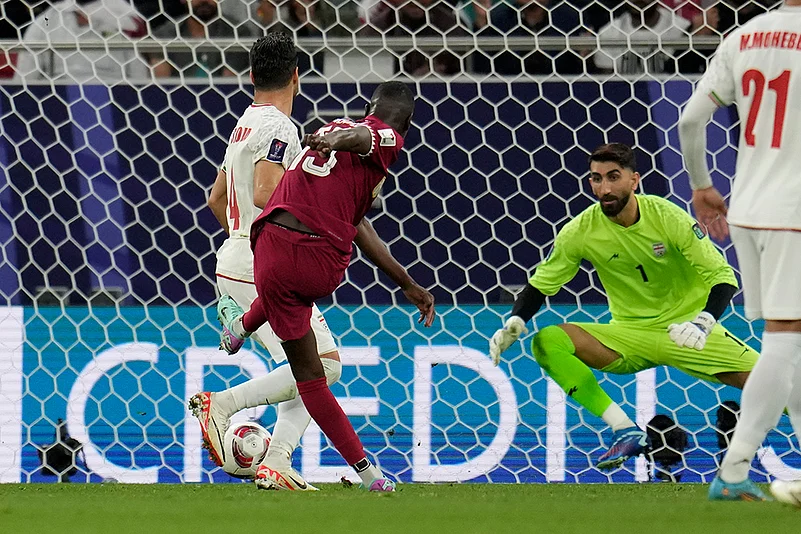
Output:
[378, 128, 396, 147]
[692, 223, 705, 240]
[652, 242, 666, 257]
[266, 139, 287, 164]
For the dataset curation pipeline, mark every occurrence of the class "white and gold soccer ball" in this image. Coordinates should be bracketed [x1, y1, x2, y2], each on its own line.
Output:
[770, 479, 801, 507]
[222, 422, 271, 479]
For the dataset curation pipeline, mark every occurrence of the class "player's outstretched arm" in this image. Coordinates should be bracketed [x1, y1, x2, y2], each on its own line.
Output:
[303, 127, 372, 158]
[489, 284, 546, 366]
[208, 169, 230, 235]
[354, 218, 435, 327]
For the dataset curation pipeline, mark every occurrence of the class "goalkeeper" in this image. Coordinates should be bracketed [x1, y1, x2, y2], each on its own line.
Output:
[490, 143, 758, 470]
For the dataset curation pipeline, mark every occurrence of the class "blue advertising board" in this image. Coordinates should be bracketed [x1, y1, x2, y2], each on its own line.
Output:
[1, 304, 797, 484]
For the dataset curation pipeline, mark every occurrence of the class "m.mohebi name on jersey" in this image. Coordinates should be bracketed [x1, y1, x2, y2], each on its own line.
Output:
[740, 31, 801, 51]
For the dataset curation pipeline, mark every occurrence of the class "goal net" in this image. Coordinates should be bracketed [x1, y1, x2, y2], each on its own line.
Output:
[0, 0, 797, 484]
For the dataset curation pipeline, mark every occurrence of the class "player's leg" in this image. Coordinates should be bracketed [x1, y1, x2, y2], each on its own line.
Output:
[256, 313, 343, 491]
[531, 323, 655, 469]
[282, 329, 394, 491]
[197, 277, 345, 487]
[246, 224, 394, 491]
[190, 277, 262, 466]
[533, 324, 629, 429]
[712, 228, 801, 501]
[192, 278, 302, 465]
[787, 362, 801, 449]
[217, 296, 341, 414]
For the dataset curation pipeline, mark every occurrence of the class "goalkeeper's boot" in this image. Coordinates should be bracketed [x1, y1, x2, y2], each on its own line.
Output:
[709, 476, 770, 501]
[365, 478, 396, 492]
[217, 295, 248, 355]
[596, 427, 650, 470]
[254, 461, 319, 491]
[188, 392, 229, 467]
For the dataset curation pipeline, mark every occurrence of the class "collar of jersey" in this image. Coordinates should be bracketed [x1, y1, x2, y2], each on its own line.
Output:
[599, 195, 644, 231]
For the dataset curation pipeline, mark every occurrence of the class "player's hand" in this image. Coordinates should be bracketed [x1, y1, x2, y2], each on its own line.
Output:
[692, 187, 728, 242]
[402, 283, 435, 327]
[668, 311, 715, 351]
[302, 133, 332, 158]
[489, 316, 528, 366]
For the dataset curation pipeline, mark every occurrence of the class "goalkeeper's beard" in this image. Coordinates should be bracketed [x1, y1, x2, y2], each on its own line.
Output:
[599, 193, 630, 217]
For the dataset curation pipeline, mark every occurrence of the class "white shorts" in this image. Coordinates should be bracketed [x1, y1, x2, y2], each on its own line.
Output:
[729, 226, 801, 320]
[216, 275, 338, 363]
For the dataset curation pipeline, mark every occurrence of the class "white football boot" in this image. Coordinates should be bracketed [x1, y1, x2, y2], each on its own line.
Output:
[188, 392, 230, 467]
[254, 458, 319, 491]
[771, 479, 801, 507]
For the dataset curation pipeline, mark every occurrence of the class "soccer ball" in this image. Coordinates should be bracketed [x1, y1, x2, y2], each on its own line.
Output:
[221, 422, 271, 479]
[770, 479, 801, 507]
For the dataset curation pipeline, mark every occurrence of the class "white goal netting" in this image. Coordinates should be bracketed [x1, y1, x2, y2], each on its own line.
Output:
[0, 0, 798, 485]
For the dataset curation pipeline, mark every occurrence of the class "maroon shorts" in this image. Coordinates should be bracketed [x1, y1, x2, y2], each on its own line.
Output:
[252, 222, 349, 342]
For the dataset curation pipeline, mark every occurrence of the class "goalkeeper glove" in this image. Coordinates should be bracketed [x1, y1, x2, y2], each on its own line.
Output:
[668, 311, 716, 351]
[489, 316, 528, 366]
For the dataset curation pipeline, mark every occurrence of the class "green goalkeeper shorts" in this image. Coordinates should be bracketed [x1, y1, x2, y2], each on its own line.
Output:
[570, 322, 759, 383]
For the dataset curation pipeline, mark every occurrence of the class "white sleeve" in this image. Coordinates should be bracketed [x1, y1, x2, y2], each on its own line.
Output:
[678, 90, 718, 190]
[694, 32, 737, 107]
[678, 34, 737, 190]
[249, 115, 301, 169]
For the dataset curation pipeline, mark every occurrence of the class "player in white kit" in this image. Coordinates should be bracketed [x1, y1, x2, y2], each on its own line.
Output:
[188, 33, 342, 491]
[678, 0, 801, 503]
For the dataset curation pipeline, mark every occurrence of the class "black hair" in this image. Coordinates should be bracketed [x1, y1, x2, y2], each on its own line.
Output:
[372, 81, 415, 112]
[369, 81, 415, 134]
[589, 143, 637, 172]
[250, 32, 298, 91]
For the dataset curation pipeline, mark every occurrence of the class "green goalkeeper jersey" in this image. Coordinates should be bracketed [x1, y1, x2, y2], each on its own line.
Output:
[530, 194, 737, 328]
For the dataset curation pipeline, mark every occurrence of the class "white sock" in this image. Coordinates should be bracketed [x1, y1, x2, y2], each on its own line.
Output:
[215, 365, 297, 418]
[354, 459, 383, 486]
[232, 316, 247, 337]
[785, 353, 801, 445]
[601, 403, 636, 432]
[264, 396, 310, 469]
[216, 359, 341, 419]
[719, 332, 801, 483]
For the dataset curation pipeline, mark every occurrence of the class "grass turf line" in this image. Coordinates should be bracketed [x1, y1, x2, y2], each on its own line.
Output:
[0, 483, 798, 534]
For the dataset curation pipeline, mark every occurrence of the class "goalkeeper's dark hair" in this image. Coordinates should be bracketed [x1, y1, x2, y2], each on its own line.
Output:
[589, 143, 637, 172]
[250, 32, 298, 91]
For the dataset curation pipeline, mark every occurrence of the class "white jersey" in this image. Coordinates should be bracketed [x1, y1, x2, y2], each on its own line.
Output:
[694, 5, 801, 230]
[215, 104, 302, 282]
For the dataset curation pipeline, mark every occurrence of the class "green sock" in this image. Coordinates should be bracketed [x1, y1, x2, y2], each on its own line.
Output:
[531, 325, 615, 418]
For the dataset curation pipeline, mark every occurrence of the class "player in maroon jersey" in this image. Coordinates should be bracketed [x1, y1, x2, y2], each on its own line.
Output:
[216, 81, 435, 491]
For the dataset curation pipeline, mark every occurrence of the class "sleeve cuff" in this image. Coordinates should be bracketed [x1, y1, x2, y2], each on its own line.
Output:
[358, 125, 376, 157]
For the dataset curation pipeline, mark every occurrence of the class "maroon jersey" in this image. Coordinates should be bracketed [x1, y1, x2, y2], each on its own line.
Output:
[255, 115, 403, 254]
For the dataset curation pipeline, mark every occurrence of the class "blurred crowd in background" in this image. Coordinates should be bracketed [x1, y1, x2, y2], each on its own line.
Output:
[0, 0, 781, 81]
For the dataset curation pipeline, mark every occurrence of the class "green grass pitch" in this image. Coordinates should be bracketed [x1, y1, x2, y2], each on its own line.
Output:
[1, 483, 798, 533]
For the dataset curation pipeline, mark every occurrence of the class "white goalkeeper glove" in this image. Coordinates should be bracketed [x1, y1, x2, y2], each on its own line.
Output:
[668, 311, 716, 351]
[489, 316, 528, 366]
